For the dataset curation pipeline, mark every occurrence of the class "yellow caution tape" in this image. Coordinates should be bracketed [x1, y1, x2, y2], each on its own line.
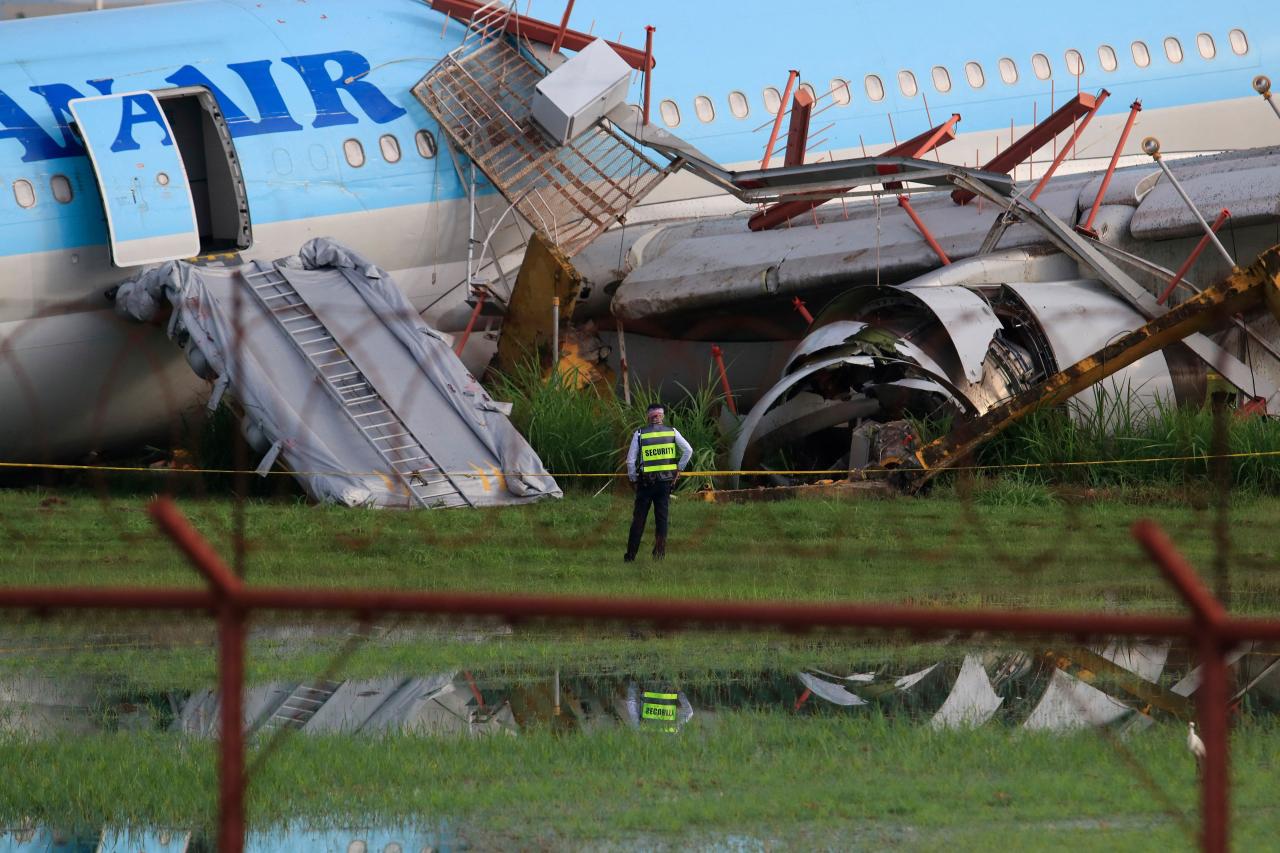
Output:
[1, 449, 1280, 480]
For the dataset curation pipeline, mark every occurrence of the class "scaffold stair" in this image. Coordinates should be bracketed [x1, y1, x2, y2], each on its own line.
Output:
[412, 3, 670, 257]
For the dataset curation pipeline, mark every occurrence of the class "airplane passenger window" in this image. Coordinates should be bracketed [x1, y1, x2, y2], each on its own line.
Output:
[728, 90, 750, 118]
[964, 62, 985, 88]
[694, 95, 715, 123]
[762, 87, 781, 115]
[379, 134, 401, 163]
[998, 57, 1018, 84]
[659, 99, 681, 126]
[1197, 33, 1216, 59]
[898, 70, 918, 97]
[864, 75, 885, 102]
[1229, 29, 1248, 55]
[13, 179, 35, 209]
[343, 139, 366, 168]
[1098, 45, 1118, 72]
[830, 78, 852, 106]
[415, 130, 437, 159]
[1132, 41, 1151, 67]
[1065, 49, 1084, 76]
[12, 179, 35, 208]
[931, 66, 952, 93]
[1164, 37, 1184, 63]
[50, 175, 73, 204]
[1032, 53, 1052, 80]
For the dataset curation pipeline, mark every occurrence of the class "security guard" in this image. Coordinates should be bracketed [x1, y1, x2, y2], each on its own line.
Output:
[624, 403, 693, 561]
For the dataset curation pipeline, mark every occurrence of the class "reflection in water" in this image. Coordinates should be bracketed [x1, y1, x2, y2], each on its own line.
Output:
[0, 824, 452, 852]
[4, 643, 1279, 851]
[4, 642, 1278, 740]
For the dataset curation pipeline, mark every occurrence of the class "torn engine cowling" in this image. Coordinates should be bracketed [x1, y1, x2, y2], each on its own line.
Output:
[729, 250, 1207, 479]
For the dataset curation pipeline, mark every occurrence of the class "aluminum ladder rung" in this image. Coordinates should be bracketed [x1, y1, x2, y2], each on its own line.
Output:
[243, 263, 468, 509]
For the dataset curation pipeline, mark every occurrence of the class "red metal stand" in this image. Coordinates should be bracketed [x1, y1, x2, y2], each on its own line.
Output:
[550, 0, 575, 54]
[454, 290, 487, 356]
[760, 70, 799, 169]
[897, 195, 951, 265]
[792, 296, 814, 325]
[641, 26, 655, 126]
[783, 87, 816, 168]
[750, 113, 959, 231]
[1079, 100, 1142, 236]
[1028, 89, 1109, 202]
[1157, 210, 1232, 305]
[430, 0, 653, 70]
[710, 345, 737, 415]
[953, 92, 1101, 204]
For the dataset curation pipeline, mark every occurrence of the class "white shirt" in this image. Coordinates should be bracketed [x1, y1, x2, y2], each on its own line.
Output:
[626, 425, 694, 481]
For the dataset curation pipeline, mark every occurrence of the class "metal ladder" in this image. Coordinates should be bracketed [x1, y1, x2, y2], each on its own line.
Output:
[257, 679, 344, 732]
[241, 265, 471, 508]
[412, 9, 669, 258]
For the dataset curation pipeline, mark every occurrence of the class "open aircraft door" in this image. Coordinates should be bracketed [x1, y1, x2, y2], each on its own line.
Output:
[70, 91, 202, 268]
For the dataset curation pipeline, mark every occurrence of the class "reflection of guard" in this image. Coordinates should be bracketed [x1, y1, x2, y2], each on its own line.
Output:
[624, 403, 693, 562]
[624, 682, 694, 733]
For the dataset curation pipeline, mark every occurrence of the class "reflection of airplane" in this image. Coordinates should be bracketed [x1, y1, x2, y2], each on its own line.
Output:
[0, 0, 1275, 460]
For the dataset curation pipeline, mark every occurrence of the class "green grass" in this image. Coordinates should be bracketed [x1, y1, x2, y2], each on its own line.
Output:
[967, 390, 1280, 491]
[487, 360, 728, 489]
[4, 488, 1277, 610]
[2, 487, 1278, 689]
[3, 712, 1278, 848]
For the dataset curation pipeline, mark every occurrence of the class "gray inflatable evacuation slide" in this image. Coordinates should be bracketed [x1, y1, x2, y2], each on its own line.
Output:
[115, 238, 561, 508]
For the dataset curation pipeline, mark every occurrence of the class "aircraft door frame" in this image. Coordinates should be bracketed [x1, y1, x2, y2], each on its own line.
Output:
[69, 91, 202, 268]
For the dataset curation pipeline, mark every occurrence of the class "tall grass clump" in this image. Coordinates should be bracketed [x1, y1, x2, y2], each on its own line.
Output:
[486, 360, 731, 489]
[976, 386, 1280, 491]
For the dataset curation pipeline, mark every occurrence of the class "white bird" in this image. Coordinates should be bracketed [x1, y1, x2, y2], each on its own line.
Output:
[1187, 721, 1206, 770]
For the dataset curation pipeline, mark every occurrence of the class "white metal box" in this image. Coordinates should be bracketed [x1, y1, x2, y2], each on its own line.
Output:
[530, 39, 631, 144]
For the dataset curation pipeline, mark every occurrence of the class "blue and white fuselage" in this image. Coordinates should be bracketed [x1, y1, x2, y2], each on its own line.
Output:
[0, 0, 1273, 458]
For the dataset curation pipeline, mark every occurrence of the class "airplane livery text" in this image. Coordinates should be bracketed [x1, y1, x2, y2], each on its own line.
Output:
[0, 50, 407, 163]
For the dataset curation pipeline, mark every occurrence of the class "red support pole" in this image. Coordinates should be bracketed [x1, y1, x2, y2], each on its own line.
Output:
[710, 345, 737, 415]
[217, 601, 246, 853]
[641, 26, 655, 127]
[1132, 519, 1230, 853]
[149, 499, 247, 853]
[1198, 632, 1231, 853]
[792, 296, 814, 325]
[897, 196, 951, 265]
[750, 113, 958, 231]
[1157, 210, 1231, 305]
[429, 0, 652, 70]
[454, 290, 487, 356]
[783, 87, 816, 168]
[1079, 100, 1142, 235]
[760, 70, 799, 169]
[550, 0, 575, 54]
[1029, 89, 1110, 202]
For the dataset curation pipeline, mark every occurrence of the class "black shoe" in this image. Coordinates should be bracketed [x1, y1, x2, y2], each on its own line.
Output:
[623, 553, 636, 563]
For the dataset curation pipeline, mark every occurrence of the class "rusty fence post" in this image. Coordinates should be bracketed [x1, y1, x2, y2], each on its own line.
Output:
[149, 499, 247, 853]
[1132, 520, 1230, 853]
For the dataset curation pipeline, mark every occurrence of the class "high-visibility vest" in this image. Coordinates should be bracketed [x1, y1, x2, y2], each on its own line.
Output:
[640, 689, 680, 733]
[637, 425, 678, 477]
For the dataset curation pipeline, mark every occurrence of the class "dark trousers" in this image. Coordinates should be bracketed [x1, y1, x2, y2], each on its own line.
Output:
[626, 477, 672, 556]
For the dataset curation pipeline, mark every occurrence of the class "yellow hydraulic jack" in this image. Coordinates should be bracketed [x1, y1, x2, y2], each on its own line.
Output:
[896, 244, 1280, 493]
